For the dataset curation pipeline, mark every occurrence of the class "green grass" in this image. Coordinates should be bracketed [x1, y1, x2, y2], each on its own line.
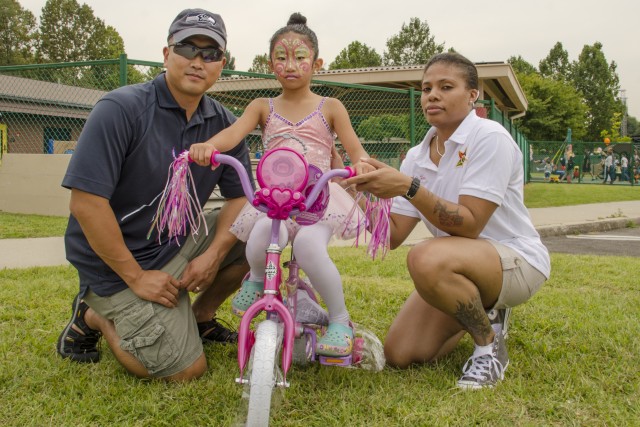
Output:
[523, 182, 640, 208]
[2, 182, 639, 239]
[1, 248, 638, 426]
[0, 211, 68, 238]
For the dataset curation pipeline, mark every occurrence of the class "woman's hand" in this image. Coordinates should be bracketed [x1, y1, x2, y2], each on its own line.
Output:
[344, 158, 413, 199]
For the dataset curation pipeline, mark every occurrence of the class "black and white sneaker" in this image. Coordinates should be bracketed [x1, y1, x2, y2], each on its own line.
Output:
[198, 317, 238, 344]
[487, 307, 512, 338]
[56, 294, 101, 363]
[457, 332, 509, 390]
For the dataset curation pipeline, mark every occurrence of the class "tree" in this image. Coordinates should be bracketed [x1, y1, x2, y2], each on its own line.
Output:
[600, 112, 631, 143]
[356, 113, 429, 143]
[223, 50, 235, 70]
[514, 72, 587, 141]
[627, 116, 639, 137]
[357, 114, 406, 142]
[570, 42, 621, 141]
[382, 17, 444, 66]
[507, 55, 537, 75]
[37, 0, 124, 63]
[0, 0, 37, 65]
[143, 65, 165, 81]
[329, 41, 382, 69]
[248, 53, 270, 74]
[539, 42, 570, 81]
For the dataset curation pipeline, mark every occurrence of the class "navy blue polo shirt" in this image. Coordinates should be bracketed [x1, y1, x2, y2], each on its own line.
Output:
[62, 73, 253, 297]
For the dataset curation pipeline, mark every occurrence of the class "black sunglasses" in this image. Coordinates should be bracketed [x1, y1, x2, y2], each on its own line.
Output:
[169, 43, 225, 63]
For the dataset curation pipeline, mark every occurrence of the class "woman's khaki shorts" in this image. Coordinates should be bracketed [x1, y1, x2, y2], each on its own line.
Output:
[85, 209, 246, 378]
[487, 240, 547, 309]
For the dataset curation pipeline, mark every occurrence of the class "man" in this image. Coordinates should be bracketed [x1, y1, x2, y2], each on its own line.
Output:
[603, 147, 614, 184]
[56, 9, 253, 381]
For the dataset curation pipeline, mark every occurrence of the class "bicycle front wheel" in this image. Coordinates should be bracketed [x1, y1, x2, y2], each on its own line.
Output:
[246, 319, 280, 426]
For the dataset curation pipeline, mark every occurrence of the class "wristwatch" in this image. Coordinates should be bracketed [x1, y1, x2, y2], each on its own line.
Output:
[403, 177, 421, 200]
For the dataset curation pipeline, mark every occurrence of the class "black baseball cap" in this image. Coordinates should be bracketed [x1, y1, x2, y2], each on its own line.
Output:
[168, 9, 227, 49]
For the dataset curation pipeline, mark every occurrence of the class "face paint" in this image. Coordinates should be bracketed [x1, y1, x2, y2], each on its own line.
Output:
[271, 34, 314, 77]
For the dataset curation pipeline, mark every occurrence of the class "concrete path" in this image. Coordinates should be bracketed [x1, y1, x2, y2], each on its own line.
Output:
[2, 200, 640, 269]
[0, 236, 69, 268]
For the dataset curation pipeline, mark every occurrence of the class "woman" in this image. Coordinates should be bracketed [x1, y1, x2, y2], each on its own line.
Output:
[345, 52, 550, 389]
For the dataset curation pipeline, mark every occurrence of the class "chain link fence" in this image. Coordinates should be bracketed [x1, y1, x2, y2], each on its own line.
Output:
[1, 55, 532, 179]
[0, 55, 422, 169]
[529, 140, 639, 185]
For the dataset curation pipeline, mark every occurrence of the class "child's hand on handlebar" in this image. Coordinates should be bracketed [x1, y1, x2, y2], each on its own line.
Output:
[352, 159, 376, 176]
[189, 142, 218, 169]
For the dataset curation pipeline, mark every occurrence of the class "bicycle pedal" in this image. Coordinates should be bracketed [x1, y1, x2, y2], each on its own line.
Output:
[319, 355, 352, 367]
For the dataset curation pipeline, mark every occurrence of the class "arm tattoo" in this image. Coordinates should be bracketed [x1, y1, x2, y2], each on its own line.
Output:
[434, 200, 463, 227]
[454, 296, 492, 339]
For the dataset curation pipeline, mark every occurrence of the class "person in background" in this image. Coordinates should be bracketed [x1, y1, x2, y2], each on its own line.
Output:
[603, 147, 614, 184]
[565, 154, 574, 183]
[621, 153, 629, 182]
[614, 160, 622, 182]
[581, 150, 594, 181]
[544, 160, 552, 182]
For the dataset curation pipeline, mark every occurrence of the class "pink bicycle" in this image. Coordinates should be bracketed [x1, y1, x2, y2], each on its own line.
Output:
[208, 147, 384, 426]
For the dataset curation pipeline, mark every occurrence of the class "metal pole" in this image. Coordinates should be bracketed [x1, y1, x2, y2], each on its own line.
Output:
[119, 54, 128, 87]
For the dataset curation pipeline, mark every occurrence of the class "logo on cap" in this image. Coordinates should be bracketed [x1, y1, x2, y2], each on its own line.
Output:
[186, 13, 216, 27]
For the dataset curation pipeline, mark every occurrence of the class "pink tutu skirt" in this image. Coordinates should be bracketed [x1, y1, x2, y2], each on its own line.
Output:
[230, 182, 364, 242]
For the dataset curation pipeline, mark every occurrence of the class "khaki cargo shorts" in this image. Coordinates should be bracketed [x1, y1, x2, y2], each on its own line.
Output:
[487, 240, 547, 309]
[85, 209, 246, 378]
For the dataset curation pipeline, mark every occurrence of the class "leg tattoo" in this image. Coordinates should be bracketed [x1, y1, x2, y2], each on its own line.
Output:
[454, 294, 492, 339]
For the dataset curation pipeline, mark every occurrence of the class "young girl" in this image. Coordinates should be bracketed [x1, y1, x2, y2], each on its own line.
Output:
[189, 13, 373, 357]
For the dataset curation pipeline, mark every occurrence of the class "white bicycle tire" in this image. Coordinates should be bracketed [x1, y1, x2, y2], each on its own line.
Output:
[246, 319, 279, 426]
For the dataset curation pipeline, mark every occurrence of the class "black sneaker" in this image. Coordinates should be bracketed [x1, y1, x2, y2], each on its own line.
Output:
[57, 294, 101, 363]
[487, 307, 512, 338]
[198, 317, 238, 344]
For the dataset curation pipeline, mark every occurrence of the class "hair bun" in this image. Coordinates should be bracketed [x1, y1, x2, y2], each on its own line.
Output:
[287, 12, 307, 26]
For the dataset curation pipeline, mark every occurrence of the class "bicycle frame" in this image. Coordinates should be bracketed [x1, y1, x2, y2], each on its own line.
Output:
[211, 148, 355, 385]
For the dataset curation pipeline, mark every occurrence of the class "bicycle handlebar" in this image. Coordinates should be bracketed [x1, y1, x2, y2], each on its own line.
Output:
[211, 150, 355, 217]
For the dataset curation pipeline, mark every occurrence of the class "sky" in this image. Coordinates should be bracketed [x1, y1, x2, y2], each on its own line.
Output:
[19, 0, 640, 120]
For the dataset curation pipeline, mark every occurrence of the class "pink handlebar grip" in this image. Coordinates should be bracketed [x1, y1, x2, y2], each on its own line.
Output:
[345, 166, 356, 178]
[186, 150, 221, 167]
[209, 150, 221, 168]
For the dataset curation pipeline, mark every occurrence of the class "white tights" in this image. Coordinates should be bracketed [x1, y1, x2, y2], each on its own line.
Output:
[245, 217, 349, 325]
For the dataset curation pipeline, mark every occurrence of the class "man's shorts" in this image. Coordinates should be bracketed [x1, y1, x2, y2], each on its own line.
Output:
[85, 208, 246, 378]
[487, 240, 546, 309]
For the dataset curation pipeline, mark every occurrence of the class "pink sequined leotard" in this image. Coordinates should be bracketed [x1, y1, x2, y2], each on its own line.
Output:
[230, 97, 363, 241]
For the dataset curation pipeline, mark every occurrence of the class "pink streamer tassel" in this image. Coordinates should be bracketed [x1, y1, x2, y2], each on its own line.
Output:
[344, 192, 391, 260]
[148, 150, 207, 245]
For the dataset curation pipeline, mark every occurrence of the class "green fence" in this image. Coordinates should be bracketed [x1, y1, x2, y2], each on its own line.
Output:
[485, 99, 531, 182]
[0, 55, 530, 178]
